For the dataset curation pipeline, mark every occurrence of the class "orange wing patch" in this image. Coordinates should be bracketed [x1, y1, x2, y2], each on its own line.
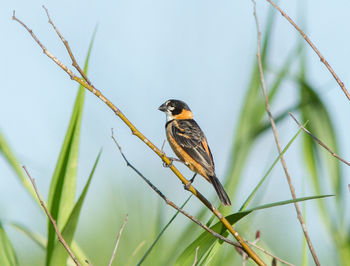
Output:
[201, 139, 211, 158]
[166, 124, 210, 182]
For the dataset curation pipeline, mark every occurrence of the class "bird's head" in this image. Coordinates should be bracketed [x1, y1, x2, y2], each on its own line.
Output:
[158, 99, 193, 121]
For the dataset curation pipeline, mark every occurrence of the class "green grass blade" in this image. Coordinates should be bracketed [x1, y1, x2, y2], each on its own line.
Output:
[300, 81, 341, 196]
[175, 194, 333, 265]
[302, 201, 308, 266]
[11, 223, 88, 265]
[46, 29, 97, 266]
[199, 244, 217, 266]
[199, 241, 222, 266]
[0, 133, 39, 206]
[298, 51, 348, 264]
[297, 50, 343, 235]
[175, 210, 250, 265]
[70, 242, 89, 266]
[50, 150, 101, 265]
[170, 205, 212, 261]
[137, 196, 192, 266]
[223, 7, 277, 206]
[239, 126, 304, 211]
[11, 223, 46, 250]
[0, 223, 18, 266]
[243, 194, 333, 213]
[267, 42, 303, 102]
[298, 46, 341, 195]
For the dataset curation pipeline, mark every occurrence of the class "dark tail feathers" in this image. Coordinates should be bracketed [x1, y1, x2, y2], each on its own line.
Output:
[209, 175, 231, 206]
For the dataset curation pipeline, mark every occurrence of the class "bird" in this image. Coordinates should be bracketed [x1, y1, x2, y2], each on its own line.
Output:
[158, 99, 231, 206]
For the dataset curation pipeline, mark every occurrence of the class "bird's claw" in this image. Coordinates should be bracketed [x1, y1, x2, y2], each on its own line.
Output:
[163, 158, 174, 168]
[184, 181, 192, 191]
[184, 173, 196, 191]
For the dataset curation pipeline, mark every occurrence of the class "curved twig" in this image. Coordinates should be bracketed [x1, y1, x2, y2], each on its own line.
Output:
[108, 214, 128, 266]
[289, 113, 350, 166]
[252, 2, 320, 265]
[22, 166, 81, 266]
[264, 0, 350, 101]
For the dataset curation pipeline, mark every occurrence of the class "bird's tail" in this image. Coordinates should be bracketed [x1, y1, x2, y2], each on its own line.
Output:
[208, 175, 231, 206]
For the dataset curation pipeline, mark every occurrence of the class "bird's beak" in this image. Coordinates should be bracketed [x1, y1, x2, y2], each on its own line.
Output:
[158, 103, 167, 112]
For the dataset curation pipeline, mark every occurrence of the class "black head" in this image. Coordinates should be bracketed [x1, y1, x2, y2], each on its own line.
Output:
[158, 99, 191, 115]
[158, 99, 192, 120]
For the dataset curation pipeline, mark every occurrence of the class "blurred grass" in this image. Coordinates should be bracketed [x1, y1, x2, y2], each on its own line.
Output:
[46, 29, 96, 266]
[0, 222, 18, 266]
[298, 48, 350, 265]
[176, 195, 332, 266]
[0, 133, 39, 206]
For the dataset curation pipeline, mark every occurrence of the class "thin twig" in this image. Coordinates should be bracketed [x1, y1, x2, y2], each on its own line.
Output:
[247, 242, 294, 266]
[192, 246, 200, 266]
[108, 214, 128, 266]
[264, 0, 350, 101]
[289, 113, 350, 167]
[110, 130, 241, 250]
[42, 5, 92, 85]
[252, 2, 320, 265]
[13, 10, 264, 265]
[22, 166, 81, 266]
[12, 11, 78, 81]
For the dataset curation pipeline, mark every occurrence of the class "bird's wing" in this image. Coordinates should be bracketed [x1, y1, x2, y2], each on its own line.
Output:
[170, 119, 214, 172]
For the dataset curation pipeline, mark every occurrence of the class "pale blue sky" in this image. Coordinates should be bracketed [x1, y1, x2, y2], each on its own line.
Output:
[1, 0, 349, 264]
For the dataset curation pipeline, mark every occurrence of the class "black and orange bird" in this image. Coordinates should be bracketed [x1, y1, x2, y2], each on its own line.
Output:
[158, 99, 231, 206]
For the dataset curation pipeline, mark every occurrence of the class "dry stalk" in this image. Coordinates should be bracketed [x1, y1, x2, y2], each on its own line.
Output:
[108, 214, 128, 266]
[192, 246, 200, 266]
[264, 0, 350, 101]
[252, 1, 320, 265]
[22, 166, 81, 266]
[289, 113, 350, 167]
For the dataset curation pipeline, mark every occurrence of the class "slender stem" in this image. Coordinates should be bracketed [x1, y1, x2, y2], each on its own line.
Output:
[289, 112, 350, 167]
[192, 247, 200, 266]
[252, 2, 320, 265]
[108, 214, 128, 266]
[247, 242, 294, 266]
[22, 166, 81, 266]
[264, 0, 350, 101]
[111, 131, 241, 250]
[42, 5, 92, 86]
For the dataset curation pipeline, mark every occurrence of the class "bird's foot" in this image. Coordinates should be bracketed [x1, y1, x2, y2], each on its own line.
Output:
[184, 173, 197, 190]
[162, 157, 182, 168]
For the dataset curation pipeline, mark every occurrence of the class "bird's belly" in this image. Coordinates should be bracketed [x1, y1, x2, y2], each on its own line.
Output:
[166, 133, 210, 182]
